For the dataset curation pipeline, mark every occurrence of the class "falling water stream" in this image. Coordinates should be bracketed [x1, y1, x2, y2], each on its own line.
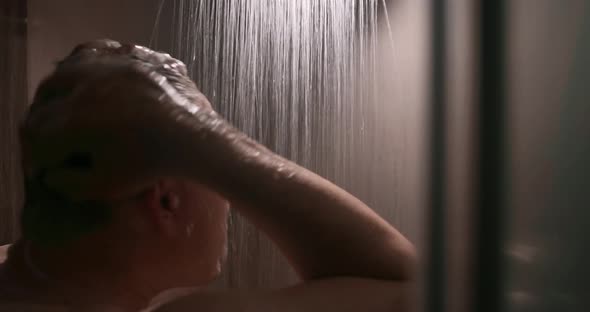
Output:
[151, 0, 422, 288]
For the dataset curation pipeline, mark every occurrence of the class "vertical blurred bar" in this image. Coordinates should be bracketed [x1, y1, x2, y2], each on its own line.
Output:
[427, 0, 446, 311]
[445, 0, 476, 311]
[473, 1, 507, 312]
[0, 0, 27, 244]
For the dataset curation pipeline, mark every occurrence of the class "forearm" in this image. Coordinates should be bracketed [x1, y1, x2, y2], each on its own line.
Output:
[201, 133, 417, 281]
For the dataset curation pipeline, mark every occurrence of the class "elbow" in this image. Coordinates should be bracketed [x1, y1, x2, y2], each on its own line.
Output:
[389, 239, 418, 282]
[401, 243, 418, 281]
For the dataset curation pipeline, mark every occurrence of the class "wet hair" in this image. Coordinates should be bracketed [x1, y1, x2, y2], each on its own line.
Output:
[20, 39, 205, 245]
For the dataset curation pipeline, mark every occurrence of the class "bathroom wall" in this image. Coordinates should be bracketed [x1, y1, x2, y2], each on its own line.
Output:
[27, 0, 160, 100]
[0, 0, 27, 244]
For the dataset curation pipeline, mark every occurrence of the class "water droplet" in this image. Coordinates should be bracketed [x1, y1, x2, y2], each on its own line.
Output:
[197, 113, 208, 123]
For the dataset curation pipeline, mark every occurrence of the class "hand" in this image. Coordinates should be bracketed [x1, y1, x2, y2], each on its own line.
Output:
[23, 60, 224, 201]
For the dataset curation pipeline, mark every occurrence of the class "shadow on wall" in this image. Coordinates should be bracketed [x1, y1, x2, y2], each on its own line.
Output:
[26, 0, 161, 100]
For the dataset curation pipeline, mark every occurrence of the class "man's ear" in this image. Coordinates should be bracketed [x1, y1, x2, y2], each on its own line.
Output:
[144, 179, 182, 236]
[160, 191, 180, 213]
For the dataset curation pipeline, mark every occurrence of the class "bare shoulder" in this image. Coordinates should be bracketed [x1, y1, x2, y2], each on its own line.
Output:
[152, 278, 413, 312]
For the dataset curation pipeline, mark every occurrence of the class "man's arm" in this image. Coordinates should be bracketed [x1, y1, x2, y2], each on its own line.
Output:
[223, 162, 415, 281]
[199, 132, 417, 282]
[156, 128, 417, 312]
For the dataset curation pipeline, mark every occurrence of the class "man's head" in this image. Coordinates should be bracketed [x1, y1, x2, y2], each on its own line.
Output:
[19, 39, 229, 288]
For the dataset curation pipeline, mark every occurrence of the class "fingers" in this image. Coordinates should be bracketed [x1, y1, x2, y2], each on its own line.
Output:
[23, 42, 233, 202]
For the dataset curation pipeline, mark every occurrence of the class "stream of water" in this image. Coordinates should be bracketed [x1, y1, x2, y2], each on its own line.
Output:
[151, 0, 420, 288]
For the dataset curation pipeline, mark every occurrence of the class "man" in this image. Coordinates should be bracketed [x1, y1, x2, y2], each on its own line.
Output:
[0, 39, 416, 311]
